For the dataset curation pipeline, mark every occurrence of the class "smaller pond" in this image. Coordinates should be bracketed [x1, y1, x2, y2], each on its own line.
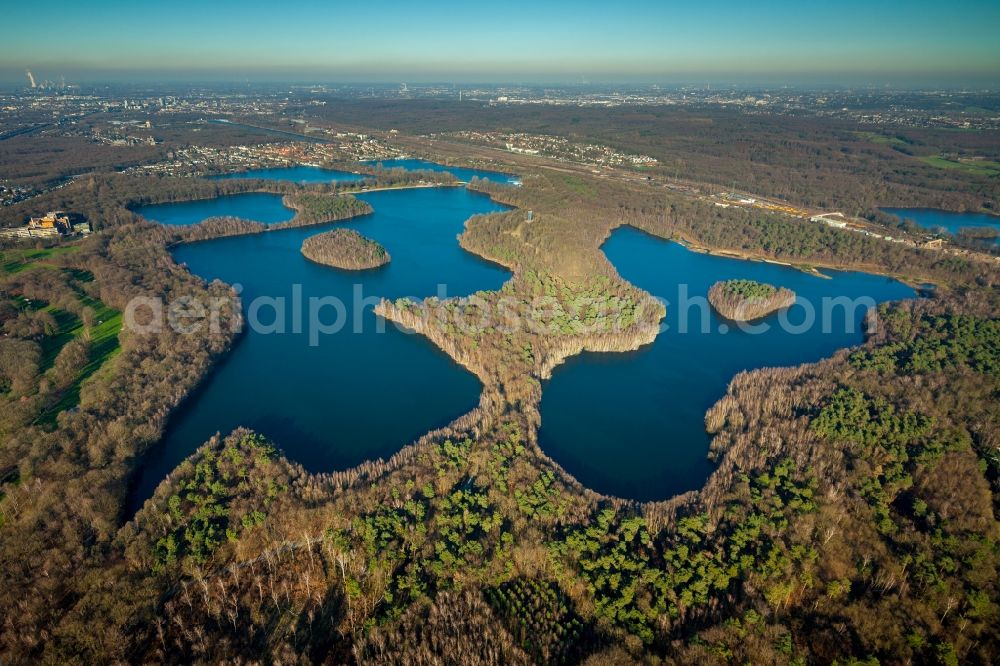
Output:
[210, 165, 366, 184]
[363, 158, 520, 185]
[883, 207, 1000, 245]
[134, 192, 294, 226]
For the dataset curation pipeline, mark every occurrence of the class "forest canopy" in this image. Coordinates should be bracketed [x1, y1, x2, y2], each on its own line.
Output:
[708, 279, 796, 321]
[301, 229, 390, 270]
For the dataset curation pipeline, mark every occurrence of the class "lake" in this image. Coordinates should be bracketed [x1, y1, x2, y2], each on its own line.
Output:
[127, 186, 511, 514]
[209, 165, 366, 184]
[883, 207, 1000, 246]
[134, 192, 295, 226]
[363, 158, 520, 185]
[538, 226, 915, 502]
[131, 178, 917, 512]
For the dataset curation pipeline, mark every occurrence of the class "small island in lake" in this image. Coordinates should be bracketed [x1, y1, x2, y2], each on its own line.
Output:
[708, 279, 796, 321]
[301, 229, 390, 270]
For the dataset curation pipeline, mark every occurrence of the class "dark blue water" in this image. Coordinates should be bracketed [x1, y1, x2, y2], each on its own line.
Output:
[883, 207, 1000, 245]
[128, 187, 510, 514]
[210, 165, 366, 184]
[363, 158, 520, 185]
[134, 192, 295, 226]
[538, 226, 915, 502]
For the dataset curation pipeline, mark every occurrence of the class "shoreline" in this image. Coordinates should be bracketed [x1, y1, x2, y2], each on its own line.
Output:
[157, 182, 466, 248]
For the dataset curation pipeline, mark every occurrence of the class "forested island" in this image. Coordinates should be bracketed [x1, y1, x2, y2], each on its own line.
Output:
[708, 278, 796, 320]
[301, 228, 390, 270]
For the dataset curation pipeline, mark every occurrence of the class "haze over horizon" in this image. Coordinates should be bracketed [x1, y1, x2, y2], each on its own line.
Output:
[3, 0, 999, 87]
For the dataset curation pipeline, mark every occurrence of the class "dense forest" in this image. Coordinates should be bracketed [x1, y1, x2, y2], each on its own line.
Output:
[708, 279, 796, 321]
[301, 229, 390, 270]
[0, 222, 244, 657]
[0, 117, 998, 664]
[304, 99, 1000, 216]
[276, 193, 373, 230]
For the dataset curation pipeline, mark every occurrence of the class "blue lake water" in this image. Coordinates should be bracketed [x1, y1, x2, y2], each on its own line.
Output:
[127, 187, 510, 514]
[130, 172, 917, 512]
[209, 165, 366, 184]
[538, 226, 915, 502]
[134, 192, 295, 226]
[363, 158, 520, 185]
[883, 207, 1000, 245]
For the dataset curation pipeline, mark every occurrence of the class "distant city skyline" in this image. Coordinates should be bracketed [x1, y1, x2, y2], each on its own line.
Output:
[2, 0, 999, 86]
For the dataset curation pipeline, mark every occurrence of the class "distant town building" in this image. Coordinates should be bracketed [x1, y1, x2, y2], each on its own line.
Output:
[505, 142, 540, 155]
[810, 212, 849, 229]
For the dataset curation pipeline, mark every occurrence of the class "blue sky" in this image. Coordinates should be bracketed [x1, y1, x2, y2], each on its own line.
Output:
[2, 0, 999, 84]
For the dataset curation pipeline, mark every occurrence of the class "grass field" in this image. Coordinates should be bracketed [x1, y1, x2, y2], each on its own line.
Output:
[0, 245, 79, 275]
[850, 132, 1000, 177]
[4, 256, 124, 425]
[36, 292, 122, 425]
[918, 155, 1000, 176]
[854, 131, 909, 148]
[557, 174, 598, 198]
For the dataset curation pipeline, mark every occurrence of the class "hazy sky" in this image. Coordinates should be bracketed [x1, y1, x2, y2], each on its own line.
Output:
[2, 0, 999, 84]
